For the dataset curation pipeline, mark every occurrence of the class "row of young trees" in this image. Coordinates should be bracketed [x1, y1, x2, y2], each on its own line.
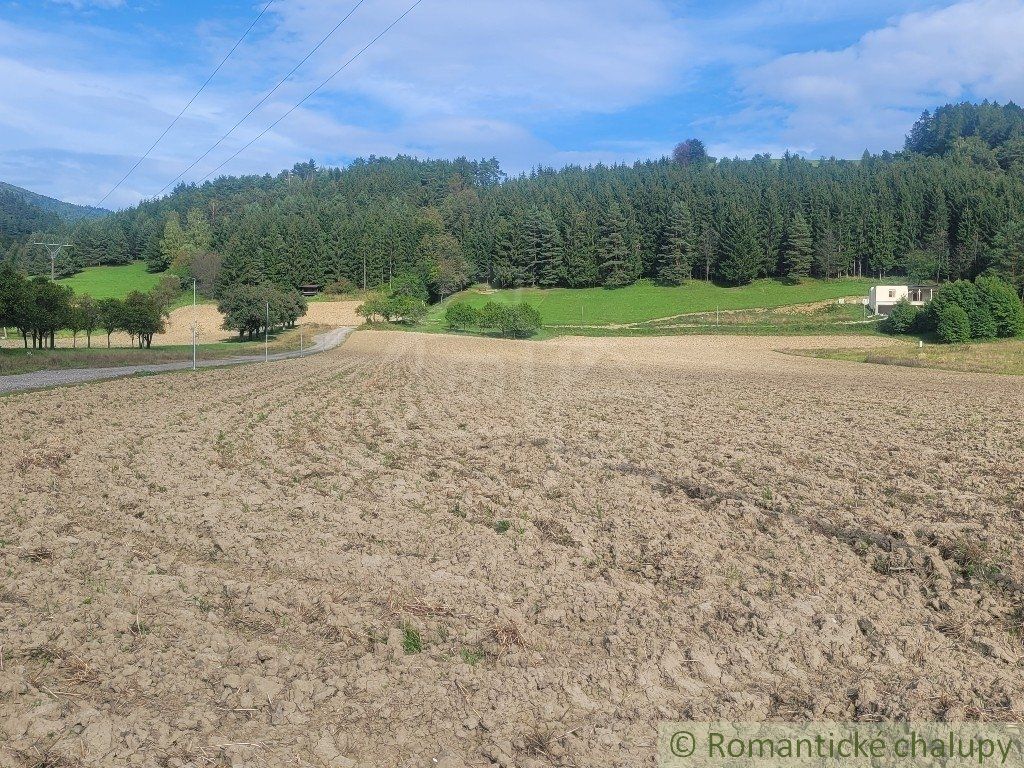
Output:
[0, 264, 176, 349]
[6, 102, 1024, 298]
[445, 301, 542, 338]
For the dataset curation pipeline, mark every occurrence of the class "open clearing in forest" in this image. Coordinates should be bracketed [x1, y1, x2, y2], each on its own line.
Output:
[55, 262, 166, 300]
[428, 277, 876, 327]
[2, 331, 1023, 767]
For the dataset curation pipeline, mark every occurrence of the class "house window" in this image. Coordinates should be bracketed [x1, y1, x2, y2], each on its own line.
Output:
[888, 290, 895, 298]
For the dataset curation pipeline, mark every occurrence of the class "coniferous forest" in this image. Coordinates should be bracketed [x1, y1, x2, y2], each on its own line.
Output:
[5, 101, 1024, 299]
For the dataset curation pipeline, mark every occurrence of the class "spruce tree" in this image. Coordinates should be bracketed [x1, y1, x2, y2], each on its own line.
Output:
[491, 217, 527, 287]
[780, 211, 813, 280]
[989, 219, 1024, 298]
[657, 200, 695, 285]
[561, 208, 598, 287]
[598, 204, 639, 288]
[534, 209, 564, 287]
[717, 205, 760, 285]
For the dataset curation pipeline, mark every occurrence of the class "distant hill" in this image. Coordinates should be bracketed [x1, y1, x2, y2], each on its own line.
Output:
[0, 181, 109, 221]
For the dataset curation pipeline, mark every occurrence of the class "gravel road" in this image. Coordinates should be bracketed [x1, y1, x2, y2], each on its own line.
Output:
[0, 326, 354, 395]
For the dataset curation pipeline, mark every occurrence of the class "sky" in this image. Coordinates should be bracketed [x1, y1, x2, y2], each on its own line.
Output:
[1, 0, 1023, 210]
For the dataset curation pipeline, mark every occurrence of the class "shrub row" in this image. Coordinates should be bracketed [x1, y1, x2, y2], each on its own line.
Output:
[884, 276, 1024, 343]
[445, 301, 542, 338]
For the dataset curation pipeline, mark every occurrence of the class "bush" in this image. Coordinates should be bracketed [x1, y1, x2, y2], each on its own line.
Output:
[883, 299, 920, 334]
[445, 301, 479, 330]
[356, 293, 390, 322]
[976, 275, 1024, 337]
[936, 303, 972, 343]
[476, 301, 511, 333]
[476, 301, 541, 338]
[966, 301, 997, 339]
[389, 295, 427, 324]
[922, 279, 999, 339]
[324, 277, 357, 296]
[506, 302, 542, 338]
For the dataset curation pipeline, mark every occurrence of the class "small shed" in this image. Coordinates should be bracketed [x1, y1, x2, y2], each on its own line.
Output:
[299, 284, 323, 297]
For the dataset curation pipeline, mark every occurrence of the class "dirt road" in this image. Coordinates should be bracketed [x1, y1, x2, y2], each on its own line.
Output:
[2, 332, 1022, 767]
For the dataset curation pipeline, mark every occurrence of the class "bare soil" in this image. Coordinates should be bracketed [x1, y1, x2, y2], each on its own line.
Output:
[2, 332, 1023, 768]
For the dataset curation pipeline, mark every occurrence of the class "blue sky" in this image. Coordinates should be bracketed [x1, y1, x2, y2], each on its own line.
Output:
[1, 0, 1022, 209]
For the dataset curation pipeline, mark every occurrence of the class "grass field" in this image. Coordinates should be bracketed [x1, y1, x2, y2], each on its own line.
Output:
[57, 262, 165, 300]
[427, 278, 875, 327]
[797, 338, 1024, 376]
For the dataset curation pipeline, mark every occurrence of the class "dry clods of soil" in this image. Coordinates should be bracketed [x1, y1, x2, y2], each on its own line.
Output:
[2, 331, 1023, 767]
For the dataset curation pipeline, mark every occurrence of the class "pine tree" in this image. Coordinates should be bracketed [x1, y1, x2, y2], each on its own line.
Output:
[657, 200, 695, 284]
[717, 205, 760, 286]
[780, 211, 813, 280]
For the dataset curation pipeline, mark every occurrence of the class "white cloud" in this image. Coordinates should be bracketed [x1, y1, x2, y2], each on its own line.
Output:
[742, 0, 1024, 155]
[244, 0, 691, 116]
[0, 0, 694, 207]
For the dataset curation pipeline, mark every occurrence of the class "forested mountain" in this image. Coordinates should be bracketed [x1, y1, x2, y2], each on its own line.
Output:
[5, 102, 1024, 295]
[0, 181, 109, 255]
[0, 182, 109, 221]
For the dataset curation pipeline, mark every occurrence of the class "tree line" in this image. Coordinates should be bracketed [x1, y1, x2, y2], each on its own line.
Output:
[0, 264, 177, 349]
[5, 102, 1024, 300]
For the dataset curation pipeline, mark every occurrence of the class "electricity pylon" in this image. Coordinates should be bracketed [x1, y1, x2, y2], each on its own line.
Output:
[32, 242, 73, 280]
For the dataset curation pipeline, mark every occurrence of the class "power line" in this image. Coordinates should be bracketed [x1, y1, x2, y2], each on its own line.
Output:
[95, 0, 276, 208]
[198, 0, 425, 184]
[154, 0, 369, 197]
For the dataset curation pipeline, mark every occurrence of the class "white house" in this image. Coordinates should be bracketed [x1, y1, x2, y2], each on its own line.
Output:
[867, 284, 937, 316]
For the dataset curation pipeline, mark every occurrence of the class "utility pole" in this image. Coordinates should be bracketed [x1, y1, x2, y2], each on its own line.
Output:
[191, 278, 198, 371]
[265, 301, 270, 362]
[32, 242, 73, 280]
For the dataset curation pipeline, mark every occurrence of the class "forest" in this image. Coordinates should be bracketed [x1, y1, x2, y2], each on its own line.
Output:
[4, 101, 1024, 300]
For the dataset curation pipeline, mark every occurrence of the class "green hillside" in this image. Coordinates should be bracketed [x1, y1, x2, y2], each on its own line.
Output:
[57, 262, 164, 300]
[430, 278, 875, 327]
